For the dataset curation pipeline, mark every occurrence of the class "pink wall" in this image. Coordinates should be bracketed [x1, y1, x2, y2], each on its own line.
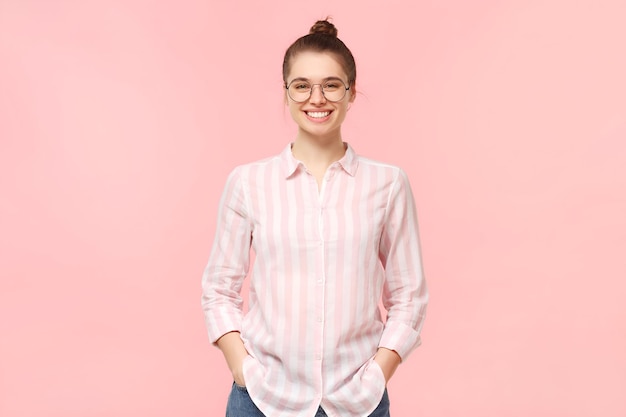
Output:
[1, 1, 625, 416]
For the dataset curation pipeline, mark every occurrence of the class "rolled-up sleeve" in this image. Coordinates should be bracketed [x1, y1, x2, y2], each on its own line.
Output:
[201, 167, 252, 344]
[378, 169, 428, 360]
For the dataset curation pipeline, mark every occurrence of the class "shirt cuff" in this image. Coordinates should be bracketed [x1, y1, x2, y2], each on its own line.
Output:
[204, 308, 243, 345]
[378, 320, 422, 360]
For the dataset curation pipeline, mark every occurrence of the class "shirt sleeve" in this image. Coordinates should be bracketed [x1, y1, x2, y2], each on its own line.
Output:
[377, 168, 429, 360]
[201, 167, 253, 344]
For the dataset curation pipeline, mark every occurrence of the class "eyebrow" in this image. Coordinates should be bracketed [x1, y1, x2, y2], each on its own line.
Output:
[289, 76, 346, 83]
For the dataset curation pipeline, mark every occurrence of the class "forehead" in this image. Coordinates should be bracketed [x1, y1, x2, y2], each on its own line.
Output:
[287, 51, 347, 81]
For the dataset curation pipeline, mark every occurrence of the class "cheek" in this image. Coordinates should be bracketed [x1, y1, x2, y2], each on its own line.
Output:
[336, 104, 350, 119]
[288, 103, 302, 120]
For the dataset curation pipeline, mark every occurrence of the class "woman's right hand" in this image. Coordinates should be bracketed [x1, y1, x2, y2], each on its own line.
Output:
[216, 331, 249, 387]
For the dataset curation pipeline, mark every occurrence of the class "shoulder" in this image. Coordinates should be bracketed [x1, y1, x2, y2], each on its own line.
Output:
[355, 155, 406, 179]
[352, 154, 416, 198]
[227, 153, 283, 178]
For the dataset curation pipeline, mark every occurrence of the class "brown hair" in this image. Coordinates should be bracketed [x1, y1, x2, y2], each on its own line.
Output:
[282, 19, 356, 86]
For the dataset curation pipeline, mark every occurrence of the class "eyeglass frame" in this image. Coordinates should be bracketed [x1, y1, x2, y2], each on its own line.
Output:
[284, 77, 352, 103]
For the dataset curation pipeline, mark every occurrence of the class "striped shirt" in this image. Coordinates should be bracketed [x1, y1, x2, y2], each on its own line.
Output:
[202, 143, 428, 417]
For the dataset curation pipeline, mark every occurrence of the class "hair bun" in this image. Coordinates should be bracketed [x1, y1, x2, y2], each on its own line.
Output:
[309, 19, 338, 37]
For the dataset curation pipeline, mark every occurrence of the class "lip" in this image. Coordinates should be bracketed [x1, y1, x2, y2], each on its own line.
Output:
[304, 110, 333, 123]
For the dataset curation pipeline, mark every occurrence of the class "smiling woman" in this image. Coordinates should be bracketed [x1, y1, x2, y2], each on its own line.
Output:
[285, 51, 355, 156]
[201, 19, 428, 417]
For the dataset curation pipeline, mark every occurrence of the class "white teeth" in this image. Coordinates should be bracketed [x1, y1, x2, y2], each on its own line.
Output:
[307, 111, 330, 118]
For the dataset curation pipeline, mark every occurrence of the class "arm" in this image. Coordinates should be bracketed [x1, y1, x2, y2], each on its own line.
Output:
[374, 347, 402, 383]
[377, 169, 428, 380]
[201, 168, 253, 382]
[216, 331, 249, 386]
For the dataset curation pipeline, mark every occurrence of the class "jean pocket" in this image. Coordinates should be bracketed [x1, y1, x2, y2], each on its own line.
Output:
[233, 381, 248, 392]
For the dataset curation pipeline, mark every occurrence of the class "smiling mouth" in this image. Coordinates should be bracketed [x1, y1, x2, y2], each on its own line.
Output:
[306, 111, 331, 118]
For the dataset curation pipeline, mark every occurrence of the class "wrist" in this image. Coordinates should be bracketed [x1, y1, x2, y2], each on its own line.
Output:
[216, 332, 249, 385]
[374, 348, 402, 382]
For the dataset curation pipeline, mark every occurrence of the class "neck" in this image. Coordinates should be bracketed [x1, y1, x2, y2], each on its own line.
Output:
[291, 132, 346, 172]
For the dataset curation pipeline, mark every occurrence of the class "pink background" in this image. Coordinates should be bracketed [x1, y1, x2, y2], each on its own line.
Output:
[1, 1, 625, 416]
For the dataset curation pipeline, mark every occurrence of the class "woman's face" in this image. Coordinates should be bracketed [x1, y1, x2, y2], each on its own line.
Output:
[285, 51, 355, 141]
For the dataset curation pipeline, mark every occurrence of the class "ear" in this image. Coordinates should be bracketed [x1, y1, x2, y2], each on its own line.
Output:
[348, 83, 357, 103]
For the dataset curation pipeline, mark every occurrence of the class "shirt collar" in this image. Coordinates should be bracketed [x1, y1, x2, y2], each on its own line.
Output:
[281, 142, 359, 178]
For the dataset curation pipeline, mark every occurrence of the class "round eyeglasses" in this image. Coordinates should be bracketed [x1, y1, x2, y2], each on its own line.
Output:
[285, 78, 350, 103]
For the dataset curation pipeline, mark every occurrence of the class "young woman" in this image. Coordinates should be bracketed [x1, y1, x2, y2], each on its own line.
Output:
[202, 19, 428, 417]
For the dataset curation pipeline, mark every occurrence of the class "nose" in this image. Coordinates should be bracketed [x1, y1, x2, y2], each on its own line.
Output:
[309, 84, 326, 104]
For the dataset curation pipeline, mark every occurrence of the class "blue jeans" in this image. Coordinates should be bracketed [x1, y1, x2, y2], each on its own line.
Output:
[225, 383, 390, 417]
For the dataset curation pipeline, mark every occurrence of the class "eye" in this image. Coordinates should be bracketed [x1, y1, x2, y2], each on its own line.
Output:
[293, 82, 310, 91]
[323, 82, 341, 91]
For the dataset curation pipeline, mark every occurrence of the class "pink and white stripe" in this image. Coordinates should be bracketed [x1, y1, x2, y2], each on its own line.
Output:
[202, 143, 428, 417]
